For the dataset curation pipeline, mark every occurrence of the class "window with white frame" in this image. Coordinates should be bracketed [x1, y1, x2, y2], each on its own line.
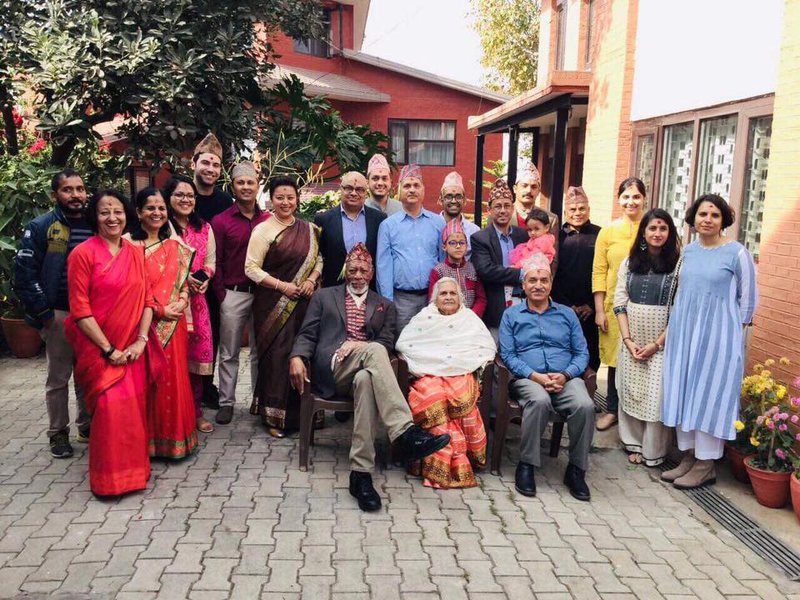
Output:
[389, 120, 456, 166]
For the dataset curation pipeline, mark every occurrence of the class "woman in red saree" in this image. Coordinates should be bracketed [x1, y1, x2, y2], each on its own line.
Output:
[129, 187, 198, 459]
[396, 278, 496, 488]
[244, 176, 322, 438]
[65, 190, 165, 497]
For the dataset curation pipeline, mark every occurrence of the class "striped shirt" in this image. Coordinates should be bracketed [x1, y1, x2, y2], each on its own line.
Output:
[55, 216, 92, 310]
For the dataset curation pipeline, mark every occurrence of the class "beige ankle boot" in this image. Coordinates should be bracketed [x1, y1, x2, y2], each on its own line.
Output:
[673, 459, 716, 490]
[660, 453, 695, 482]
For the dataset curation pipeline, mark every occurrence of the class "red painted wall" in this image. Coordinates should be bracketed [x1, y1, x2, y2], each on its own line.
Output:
[271, 30, 503, 213]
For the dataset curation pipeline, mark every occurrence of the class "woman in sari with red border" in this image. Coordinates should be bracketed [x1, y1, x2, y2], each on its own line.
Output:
[396, 278, 496, 488]
[65, 190, 166, 497]
[245, 176, 323, 438]
[129, 187, 198, 460]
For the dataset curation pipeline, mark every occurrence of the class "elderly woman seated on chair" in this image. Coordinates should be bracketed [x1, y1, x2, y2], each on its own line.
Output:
[396, 277, 496, 488]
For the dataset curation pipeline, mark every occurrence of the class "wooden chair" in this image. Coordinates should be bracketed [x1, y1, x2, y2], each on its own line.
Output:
[490, 357, 597, 476]
[298, 356, 406, 472]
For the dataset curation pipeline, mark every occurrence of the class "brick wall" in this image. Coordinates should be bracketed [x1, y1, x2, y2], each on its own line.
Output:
[749, 0, 800, 393]
[581, 0, 639, 226]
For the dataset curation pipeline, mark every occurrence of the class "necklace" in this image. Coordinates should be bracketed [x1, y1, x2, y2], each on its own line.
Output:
[274, 215, 296, 226]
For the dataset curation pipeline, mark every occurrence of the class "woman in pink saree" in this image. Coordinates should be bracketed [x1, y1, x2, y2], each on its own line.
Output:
[65, 190, 165, 496]
[165, 175, 217, 433]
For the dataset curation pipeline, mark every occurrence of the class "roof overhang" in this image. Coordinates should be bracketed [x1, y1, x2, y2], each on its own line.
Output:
[266, 63, 390, 103]
[341, 50, 510, 104]
[468, 72, 591, 134]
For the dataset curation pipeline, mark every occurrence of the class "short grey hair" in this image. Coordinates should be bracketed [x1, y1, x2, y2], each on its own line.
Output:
[430, 277, 464, 308]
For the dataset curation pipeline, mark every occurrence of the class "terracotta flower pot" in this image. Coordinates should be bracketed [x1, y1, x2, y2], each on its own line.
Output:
[791, 471, 800, 524]
[0, 316, 43, 358]
[744, 457, 791, 508]
[725, 444, 752, 484]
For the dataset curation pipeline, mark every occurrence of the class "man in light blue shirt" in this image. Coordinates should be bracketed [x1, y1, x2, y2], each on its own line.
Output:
[376, 164, 445, 332]
[499, 254, 593, 502]
[438, 171, 480, 258]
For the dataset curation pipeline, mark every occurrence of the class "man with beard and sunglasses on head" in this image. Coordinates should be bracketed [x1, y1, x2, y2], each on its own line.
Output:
[15, 169, 92, 458]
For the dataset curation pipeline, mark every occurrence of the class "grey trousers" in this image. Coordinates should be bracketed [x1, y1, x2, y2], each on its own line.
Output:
[393, 290, 428, 333]
[334, 343, 413, 472]
[41, 310, 89, 438]
[218, 290, 258, 408]
[510, 377, 595, 471]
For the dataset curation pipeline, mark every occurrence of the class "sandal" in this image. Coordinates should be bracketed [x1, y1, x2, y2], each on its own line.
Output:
[596, 413, 618, 431]
[268, 427, 286, 439]
[627, 453, 643, 465]
[196, 417, 214, 433]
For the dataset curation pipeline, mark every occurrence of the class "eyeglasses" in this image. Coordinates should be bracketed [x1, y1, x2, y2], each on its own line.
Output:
[443, 193, 465, 201]
[446, 240, 467, 247]
[172, 192, 196, 200]
[341, 185, 367, 195]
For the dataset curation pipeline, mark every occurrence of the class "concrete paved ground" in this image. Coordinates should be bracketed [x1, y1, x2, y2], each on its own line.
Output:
[2, 353, 800, 599]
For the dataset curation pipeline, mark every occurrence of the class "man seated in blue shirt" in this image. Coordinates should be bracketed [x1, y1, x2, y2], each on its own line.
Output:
[499, 253, 594, 501]
[376, 164, 445, 332]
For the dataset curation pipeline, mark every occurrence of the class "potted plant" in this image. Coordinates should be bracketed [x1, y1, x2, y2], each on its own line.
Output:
[792, 460, 800, 524]
[743, 361, 798, 508]
[728, 417, 756, 484]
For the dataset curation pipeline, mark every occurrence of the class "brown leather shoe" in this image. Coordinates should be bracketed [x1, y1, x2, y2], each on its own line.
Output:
[595, 413, 618, 431]
[673, 459, 716, 489]
[660, 452, 696, 482]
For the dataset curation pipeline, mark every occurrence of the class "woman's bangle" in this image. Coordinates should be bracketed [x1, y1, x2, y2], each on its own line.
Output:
[137, 334, 147, 343]
[622, 337, 632, 342]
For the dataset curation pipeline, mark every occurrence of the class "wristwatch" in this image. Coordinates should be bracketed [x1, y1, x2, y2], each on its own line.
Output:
[101, 345, 116, 359]
[655, 341, 664, 351]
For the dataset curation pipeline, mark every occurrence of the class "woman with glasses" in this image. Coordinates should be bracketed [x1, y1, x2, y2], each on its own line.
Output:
[165, 175, 217, 433]
[245, 175, 323, 438]
[428, 220, 487, 317]
[314, 171, 386, 289]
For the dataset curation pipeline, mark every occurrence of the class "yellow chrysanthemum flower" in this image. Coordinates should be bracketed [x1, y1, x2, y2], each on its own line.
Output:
[753, 363, 764, 372]
[764, 358, 775, 367]
[779, 357, 790, 366]
[750, 436, 760, 447]
[761, 370, 771, 378]
[734, 420, 745, 432]
[776, 386, 787, 400]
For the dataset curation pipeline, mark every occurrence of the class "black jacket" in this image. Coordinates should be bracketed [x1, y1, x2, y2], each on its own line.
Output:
[314, 204, 385, 288]
[290, 285, 396, 398]
[471, 224, 529, 328]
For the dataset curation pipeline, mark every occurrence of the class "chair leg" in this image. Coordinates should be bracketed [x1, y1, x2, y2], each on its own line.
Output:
[299, 393, 314, 472]
[550, 421, 564, 458]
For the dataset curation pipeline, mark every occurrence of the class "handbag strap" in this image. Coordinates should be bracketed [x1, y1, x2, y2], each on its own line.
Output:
[665, 256, 683, 318]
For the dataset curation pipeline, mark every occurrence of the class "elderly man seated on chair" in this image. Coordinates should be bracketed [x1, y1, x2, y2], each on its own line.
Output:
[499, 253, 594, 501]
[289, 243, 450, 512]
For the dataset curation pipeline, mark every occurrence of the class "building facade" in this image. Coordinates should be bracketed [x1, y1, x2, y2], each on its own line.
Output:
[269, 0, 506, 212]
[470, 0, 798, 385]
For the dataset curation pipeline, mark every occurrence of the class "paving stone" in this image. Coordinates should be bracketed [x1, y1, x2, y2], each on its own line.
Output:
[192, 558, 237, 591]
[397, 560, 436, 593]
[262, 559, 302, 592]
[121, 558, 171, 592]
[158, 573, 200, 598]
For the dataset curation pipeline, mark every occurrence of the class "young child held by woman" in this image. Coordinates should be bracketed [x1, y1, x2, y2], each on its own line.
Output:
[510, 207, 556, 268]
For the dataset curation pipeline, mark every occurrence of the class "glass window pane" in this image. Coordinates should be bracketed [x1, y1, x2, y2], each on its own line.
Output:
[409, 121, 455, 141]
[389, 123, 406, 164]
[409, 141, 454, 166]
[739, 115, 772, 258]
[634, 135, 655, 194]
[658, 122, 694, 230]
[696, 115, 737, 198]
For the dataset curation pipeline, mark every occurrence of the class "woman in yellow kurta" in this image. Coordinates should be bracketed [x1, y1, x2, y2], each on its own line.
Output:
[592, 177, 646, 431]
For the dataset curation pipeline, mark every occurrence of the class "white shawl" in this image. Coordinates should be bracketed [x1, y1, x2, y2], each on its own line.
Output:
[396, 303, 496, 377]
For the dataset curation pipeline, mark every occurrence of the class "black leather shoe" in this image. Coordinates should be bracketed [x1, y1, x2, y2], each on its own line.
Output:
[397, 425, 450, 462]
[349, 471, 381, 512]
[334, 411, 352, 423]
[215, 405, 233, 424]
[514, 461, 536, 497]
[564, 463, 591, 501]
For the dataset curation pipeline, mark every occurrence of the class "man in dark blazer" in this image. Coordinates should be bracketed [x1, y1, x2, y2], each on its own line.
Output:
[289, 244, 449, 512]
[472, 179, 529, 335]
[314, 171, 386, 288]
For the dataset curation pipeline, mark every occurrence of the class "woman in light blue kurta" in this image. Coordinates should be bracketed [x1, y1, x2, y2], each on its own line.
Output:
[661, 194, 757, 490]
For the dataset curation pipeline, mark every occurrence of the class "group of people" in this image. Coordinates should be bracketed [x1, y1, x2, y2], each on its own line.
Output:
[14, 131, 758, 508]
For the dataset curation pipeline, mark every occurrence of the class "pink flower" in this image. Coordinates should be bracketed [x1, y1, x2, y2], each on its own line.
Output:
[791, 415, 799, 424]
[779, 423, 788, 431]
[796, 433, 800, 442]
[767, 421, 776, 430]
[756, 415, 765, 425]
[775, 448, 786, 460]
[26, 138, 46, 155]
[793, 397, 800, 407]
[778, 412, 789, 420]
